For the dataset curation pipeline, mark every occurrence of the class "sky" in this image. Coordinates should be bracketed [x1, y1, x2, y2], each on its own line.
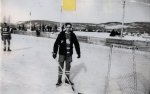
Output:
[0, 0, 150, 23]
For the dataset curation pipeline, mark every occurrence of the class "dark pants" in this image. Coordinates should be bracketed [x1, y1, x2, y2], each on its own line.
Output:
[2, 36, 11, 48]
[58, 55, 72, 81]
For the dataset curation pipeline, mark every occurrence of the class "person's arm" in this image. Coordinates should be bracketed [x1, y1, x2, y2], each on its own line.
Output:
[53, 33, 61, 58]
[1, 27, 3, 37]
[8, 26, 12, 39]
[1, 28, 2, 36]
[73, 33, 80, 58]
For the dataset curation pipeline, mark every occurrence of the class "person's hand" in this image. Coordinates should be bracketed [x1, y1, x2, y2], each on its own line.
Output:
[9, 35, 11, 40]
[77, 54, 80, 58]
[53, 53, 57, 59]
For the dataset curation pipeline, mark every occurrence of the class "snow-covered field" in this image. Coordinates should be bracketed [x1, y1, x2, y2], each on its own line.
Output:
[0, 34, 150, 94]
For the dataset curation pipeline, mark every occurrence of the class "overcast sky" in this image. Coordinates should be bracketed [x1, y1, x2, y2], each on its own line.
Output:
[1, 0, 150, 23]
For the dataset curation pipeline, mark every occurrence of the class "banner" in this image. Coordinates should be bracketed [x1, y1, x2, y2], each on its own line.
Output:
[62, 0, 76, 11]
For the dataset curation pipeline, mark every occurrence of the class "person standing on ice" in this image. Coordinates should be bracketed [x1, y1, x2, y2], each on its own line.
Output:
[52, 23, 81, 86]
[1, 23, 11, 51]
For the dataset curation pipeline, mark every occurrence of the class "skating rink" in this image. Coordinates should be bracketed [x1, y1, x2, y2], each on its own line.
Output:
[1, 34, 150, 94]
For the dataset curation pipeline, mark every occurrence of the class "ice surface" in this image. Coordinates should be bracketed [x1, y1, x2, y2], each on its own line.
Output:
[0, 34, 150, 94]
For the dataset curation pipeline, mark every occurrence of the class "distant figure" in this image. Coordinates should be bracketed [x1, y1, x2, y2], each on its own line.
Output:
[35, 26, 41, 37]
[42, 24, 46, 32]
[110, 29, 116, 36]
[61, 25, 65, 32]
[53, 25, 58, 33]
[52, 23, 81, 86]
[49, 26, 52, 32]
[1, 23, 12, 51]
[110, 29, 120, 37]
[18, 25, 21, 30]
[22, 24, 25, 31]
[39, 24, 42, 31]
[36, 29, 40, 37]
[47, 25, 52, 32]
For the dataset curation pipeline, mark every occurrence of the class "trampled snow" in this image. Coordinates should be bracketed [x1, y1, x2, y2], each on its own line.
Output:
[0, 34, 150, 94]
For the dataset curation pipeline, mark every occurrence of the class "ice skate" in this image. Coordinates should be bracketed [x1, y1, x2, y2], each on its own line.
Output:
[8, 48, 11, 51]
[3, 48, 6, 51]
[56, 80, 62, 87]
[65, 79, 74, 85]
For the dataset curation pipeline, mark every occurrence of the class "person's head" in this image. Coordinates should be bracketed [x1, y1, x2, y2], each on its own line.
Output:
[4, 22, 7, 26]
[64, 23, 72, 32]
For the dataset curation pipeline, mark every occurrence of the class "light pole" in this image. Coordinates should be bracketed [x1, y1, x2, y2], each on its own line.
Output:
[60, 0, 63, 32]
[121, 0, 150, 39]
[121, 0, 126, 39]
[29, 12, 31, 31]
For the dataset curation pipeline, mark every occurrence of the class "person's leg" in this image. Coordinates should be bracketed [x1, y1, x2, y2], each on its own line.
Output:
[65, 61, 71, 79]
[3, 37, 6, 51]
[56, 55, 65, 86]
[65, 56, 74, 85]
[7, 39, 11, 51]
[57, 61, 64, 82]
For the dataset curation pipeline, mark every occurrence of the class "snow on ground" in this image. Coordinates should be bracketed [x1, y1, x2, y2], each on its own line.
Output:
[0, 34, 150, 94]
[74, 31, 111, 39]
[74, 31, 150, 41]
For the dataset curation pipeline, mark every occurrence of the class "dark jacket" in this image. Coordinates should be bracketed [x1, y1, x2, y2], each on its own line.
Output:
[1, 26, 10, 36]
[1, 26, 11, 40]
[53, 31, 80, 56]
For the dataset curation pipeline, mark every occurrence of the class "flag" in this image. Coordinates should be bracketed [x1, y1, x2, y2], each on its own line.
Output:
[62, 0, 76, 11]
